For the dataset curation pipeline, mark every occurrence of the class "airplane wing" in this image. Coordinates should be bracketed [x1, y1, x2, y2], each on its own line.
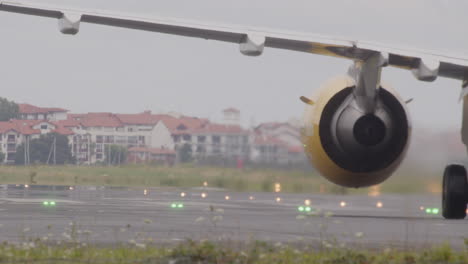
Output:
[1, 1, 468, 83]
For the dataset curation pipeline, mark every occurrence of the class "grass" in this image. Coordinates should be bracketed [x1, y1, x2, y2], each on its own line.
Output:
[0, 240, 465, 264]
[0, 164, 443, 194]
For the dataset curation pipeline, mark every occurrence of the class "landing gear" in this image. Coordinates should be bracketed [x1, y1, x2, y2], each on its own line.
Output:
[442, 164, 468, 219]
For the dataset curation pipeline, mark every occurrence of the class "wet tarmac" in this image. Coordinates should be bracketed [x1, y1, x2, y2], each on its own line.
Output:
[0, 184, 466, 248]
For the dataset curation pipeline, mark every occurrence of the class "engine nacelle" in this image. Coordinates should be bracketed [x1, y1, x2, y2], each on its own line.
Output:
[302, 76, 411, 188]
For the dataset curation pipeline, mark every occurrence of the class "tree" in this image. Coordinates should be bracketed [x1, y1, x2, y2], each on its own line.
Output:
[178, 143, 192, 163]
[15, 133, 74, 165]
[0, 97, 19, 121]
[104, 144, 128, 165]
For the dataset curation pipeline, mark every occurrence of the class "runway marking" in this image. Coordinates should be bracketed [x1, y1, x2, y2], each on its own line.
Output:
[2, 198, 83, 204]
[327, 214, 441, 221]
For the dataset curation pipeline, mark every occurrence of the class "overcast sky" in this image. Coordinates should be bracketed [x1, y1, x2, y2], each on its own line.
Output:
[0, 0, 466, 130]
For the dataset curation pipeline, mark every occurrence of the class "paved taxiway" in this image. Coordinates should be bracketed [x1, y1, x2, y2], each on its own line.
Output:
[0, 185, 466, 248]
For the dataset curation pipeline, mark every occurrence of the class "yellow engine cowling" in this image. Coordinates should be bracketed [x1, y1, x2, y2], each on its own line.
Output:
[302, 76, 411, 188]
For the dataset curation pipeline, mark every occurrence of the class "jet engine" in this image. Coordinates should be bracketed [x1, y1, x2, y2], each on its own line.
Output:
[302, 76, 411, 188]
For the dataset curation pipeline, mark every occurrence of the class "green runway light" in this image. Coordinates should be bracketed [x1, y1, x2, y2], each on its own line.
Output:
[298, 206, 313, 213]
[42, 201, 56, 207]
[171, 203, 184, 209]
[424, 208, 439, 215]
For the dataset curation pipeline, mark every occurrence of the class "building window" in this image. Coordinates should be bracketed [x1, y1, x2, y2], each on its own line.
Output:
[79, 144, 88, 152]
[7, 135, 15, 142]
[138, 136, 145, 144]
[40, 125, 48, 130]
[96, 144, 103, 153]
[196, 145, 205, 153]
[128, 136, 138, 144]
[183, 135, 191, 142]
[197, 136, 206, 143]
[105, 136, 114, 144]
[96, 153, 103, 159]
[128, 127, 133, 132]
[116, 136, 126, 144]
[7, 143, 16, 152]
[96, 135, 103, 143]
[212, 136, 220, 144]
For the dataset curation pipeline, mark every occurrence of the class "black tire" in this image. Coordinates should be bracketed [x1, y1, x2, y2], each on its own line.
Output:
[442, 164, 468, 219]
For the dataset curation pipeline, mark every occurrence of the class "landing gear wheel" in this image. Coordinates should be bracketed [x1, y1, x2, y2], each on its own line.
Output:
[442, 164, 468, 219]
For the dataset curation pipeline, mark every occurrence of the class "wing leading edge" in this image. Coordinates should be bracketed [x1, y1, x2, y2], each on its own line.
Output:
[1, 1, 468, 82]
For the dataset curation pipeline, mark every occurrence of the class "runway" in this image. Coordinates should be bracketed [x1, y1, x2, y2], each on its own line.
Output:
[0, 184, 466, 248]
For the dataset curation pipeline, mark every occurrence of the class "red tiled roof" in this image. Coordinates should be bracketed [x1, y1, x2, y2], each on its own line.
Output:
[128, 147, 176, 155]
[116, 112, 160, 125]
[66, 111, 246, 136]
[11, 120, 42, 135]
[54, 119, 81, 128]
[52, 127, 74, 135]
[0, 120, 75, 136]
[50, 121, 75, 135]
[19, 104, 68, 114]
[0, 122, 19, 134]
[159, 115, 210, 133]
[69, 113, 123, 128]
[0, 120, 41, 135]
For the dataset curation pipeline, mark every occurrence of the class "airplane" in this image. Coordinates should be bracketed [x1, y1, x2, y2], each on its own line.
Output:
[1, 1, 467, 219]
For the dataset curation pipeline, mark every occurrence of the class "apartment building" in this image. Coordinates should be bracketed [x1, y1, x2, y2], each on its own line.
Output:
[62, 112, 174, 164]
[252, 122, 307, 165]
[0, 119, 73, 163]
[56, 111, 250, 164]
[8, 103, 305, 166]
[172, 123, 251, 160]
[18, 104, 68, 121]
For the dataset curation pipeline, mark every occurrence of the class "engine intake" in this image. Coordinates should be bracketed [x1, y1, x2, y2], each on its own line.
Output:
[320, 87, 409, 174]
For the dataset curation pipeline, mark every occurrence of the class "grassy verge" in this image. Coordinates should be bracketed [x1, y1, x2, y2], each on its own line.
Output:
[0, 240, 466, 264]
[0, 165, 442, 194]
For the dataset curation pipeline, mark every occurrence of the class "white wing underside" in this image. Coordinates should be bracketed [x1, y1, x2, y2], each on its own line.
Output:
[1, 1, 468, 82]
